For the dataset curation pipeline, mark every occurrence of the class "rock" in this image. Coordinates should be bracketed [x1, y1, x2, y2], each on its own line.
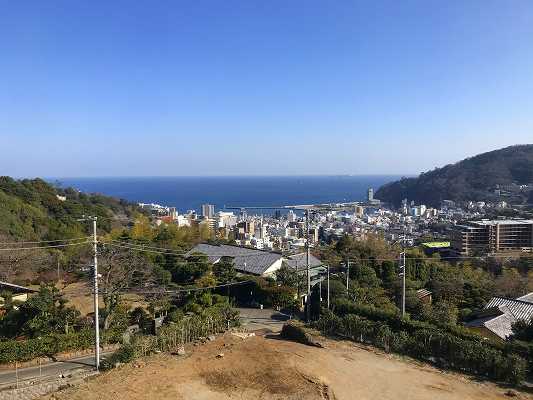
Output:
[176, 346, 186, 356]
[208, 335, 216, 341]
[216, 353, 224, 358]
[504, 390, 518, 397]
[231, 332, 255, 340]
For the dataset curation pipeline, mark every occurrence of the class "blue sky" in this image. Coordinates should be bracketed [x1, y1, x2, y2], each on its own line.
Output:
[2, 1, 533, 177]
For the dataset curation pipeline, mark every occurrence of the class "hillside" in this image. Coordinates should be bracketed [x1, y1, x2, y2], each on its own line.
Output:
[375, 145, 533, 207]
[0, 177, 141, 242]
[43, 333, 525, 400]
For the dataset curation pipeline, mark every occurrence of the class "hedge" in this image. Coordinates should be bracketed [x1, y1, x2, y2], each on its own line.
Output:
[313, 310, 527, 385]
[0, 329, 119, 364]
[332, 299, 495, 344]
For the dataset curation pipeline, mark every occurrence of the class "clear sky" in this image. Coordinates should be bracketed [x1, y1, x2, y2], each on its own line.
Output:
[2, 1, 533, 177]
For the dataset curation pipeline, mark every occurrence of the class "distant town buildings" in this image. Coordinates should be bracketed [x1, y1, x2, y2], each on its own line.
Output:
[141, 187, 531, 260]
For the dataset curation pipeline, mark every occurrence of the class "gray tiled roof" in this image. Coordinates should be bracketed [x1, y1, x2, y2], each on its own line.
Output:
[485, 296, 533, 321]
[187, 244, 283, 276]
[285, 253, 323, 270]
[466, 295, 533, 339]
[0, 281, 37, 294]
[482, 312, 517, 340]
[517, 293, 533, 303]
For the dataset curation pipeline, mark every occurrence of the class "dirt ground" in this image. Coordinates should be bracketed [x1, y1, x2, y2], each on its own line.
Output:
[60, 282, 147, 315]
[42, 332, 531, 400]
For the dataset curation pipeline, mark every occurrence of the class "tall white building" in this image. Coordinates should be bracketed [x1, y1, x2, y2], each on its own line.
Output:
[201, 204, 215, 219]
[287, 210, 296, 222]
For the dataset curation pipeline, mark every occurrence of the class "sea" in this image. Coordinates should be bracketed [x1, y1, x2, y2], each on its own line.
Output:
[53, 176, 401, 214]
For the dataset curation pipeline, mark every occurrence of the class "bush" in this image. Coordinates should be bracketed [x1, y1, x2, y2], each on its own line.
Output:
[280, 322, 323, 347]
[102, 344, 135, 370]
[314, 305, 527, 384]
[0, 329, 123, 364]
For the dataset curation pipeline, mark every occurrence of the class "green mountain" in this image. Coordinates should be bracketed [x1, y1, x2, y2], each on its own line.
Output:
[0, 177, 139, 241]
[375, 145, 533, 207]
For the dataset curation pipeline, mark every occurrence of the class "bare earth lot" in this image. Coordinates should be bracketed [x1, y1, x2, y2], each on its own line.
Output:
[43, 333, 530, 400]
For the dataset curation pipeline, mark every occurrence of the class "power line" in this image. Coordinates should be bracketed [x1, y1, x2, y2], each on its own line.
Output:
[102, 241, 287, 258]
[107, 240, 190, 253]
[112, 279, 253, 294]
[0, 242, 90, 252]
[343, 253, 533, 263]
[0, 237, 92, 246]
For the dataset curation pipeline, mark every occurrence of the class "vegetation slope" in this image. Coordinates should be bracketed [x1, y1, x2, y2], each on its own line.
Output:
[0, 176, 140, 241]
[375, 144, 533, 207]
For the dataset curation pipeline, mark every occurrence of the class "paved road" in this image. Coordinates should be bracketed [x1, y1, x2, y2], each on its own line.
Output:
[0, 309, 288, 387]
[0, 352, 111, 387]
[237, 307, 291, 333]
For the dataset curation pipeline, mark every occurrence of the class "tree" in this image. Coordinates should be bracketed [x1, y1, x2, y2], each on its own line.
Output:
[131, 215, 154, 241]
[274, 263, 299, 288]
[494, 268, 527, 298]
[166, 254, 210, 284]
[0, 284, 81, 338]
[98, 246, 155, 331]
[213, 256, 236, 284]
[421, 301, 459, 326]
[429, 267, 464, 303]
[511, 319, 533, 341]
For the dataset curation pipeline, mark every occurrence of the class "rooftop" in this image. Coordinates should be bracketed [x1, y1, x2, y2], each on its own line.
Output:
[470, 219, 533, 226]
[187, 243, 283, 276]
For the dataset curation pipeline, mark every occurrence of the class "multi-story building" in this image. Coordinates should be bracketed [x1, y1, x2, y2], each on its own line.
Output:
[201, 204, 215, 219]
[451, 219, 533, 255]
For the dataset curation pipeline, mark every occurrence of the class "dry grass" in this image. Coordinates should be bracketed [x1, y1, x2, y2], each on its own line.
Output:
[42, 333, 533, 400]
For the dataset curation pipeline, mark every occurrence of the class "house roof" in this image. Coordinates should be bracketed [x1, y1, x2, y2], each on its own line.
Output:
[0, 281, 37, 294]
[416, 289, 432, 299]
[517, 292, 533, 303]
[485, 296, 533, 321]
[466, 294, 533, 339]
[187, 244, 283, 276]
[285, 253, 323, 270]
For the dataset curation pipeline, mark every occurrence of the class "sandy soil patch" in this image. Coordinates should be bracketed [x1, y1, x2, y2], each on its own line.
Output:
[43, 333, 531, 400]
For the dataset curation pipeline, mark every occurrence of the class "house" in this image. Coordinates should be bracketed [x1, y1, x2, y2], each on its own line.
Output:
[188, 244, 284, 276]
[465, 293, 533, 340]
[0, 281, 38, 312]
[416, 288, 432, 304]
[187, 243, 323, 278]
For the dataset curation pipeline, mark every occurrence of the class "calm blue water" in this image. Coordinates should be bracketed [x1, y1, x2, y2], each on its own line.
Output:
[54, 176, 400, 213]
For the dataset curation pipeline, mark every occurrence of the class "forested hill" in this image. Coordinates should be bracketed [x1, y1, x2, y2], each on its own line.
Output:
[0, 177, 140, 241]
[375, 145, 533, 207]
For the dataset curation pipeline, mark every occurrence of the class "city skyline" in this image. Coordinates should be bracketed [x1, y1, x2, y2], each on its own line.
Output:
[2, 1, 533, 177]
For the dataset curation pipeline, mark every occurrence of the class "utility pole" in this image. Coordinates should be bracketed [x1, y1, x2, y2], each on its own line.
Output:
[400, 251, 406, 317]
[92, 217, 100, 370]
[345, 259, 350, 291]
[57, 255, 60, 283]
[79, 215, 100, 370]
[399, 228, 407, 318]
[327, 265, 330, 309]
[295, 260, 299, 300]
[306, 209, 311, 322]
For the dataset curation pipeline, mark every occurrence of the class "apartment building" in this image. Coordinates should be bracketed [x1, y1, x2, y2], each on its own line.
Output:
[451, 219, 533, 255]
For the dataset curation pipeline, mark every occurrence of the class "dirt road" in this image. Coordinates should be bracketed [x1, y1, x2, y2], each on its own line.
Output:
[43, 333, 530, 400]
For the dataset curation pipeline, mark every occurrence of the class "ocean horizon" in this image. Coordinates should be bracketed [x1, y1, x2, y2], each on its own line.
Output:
[51, 175, 404, 214]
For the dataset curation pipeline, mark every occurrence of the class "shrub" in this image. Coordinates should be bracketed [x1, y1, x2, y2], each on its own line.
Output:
[313, 304, 527, 385]
[101, 344, 135, 369]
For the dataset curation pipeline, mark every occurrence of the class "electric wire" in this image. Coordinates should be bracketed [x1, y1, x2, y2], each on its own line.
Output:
[0, 237, 92, 246]
[0, 242, 91, 251]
